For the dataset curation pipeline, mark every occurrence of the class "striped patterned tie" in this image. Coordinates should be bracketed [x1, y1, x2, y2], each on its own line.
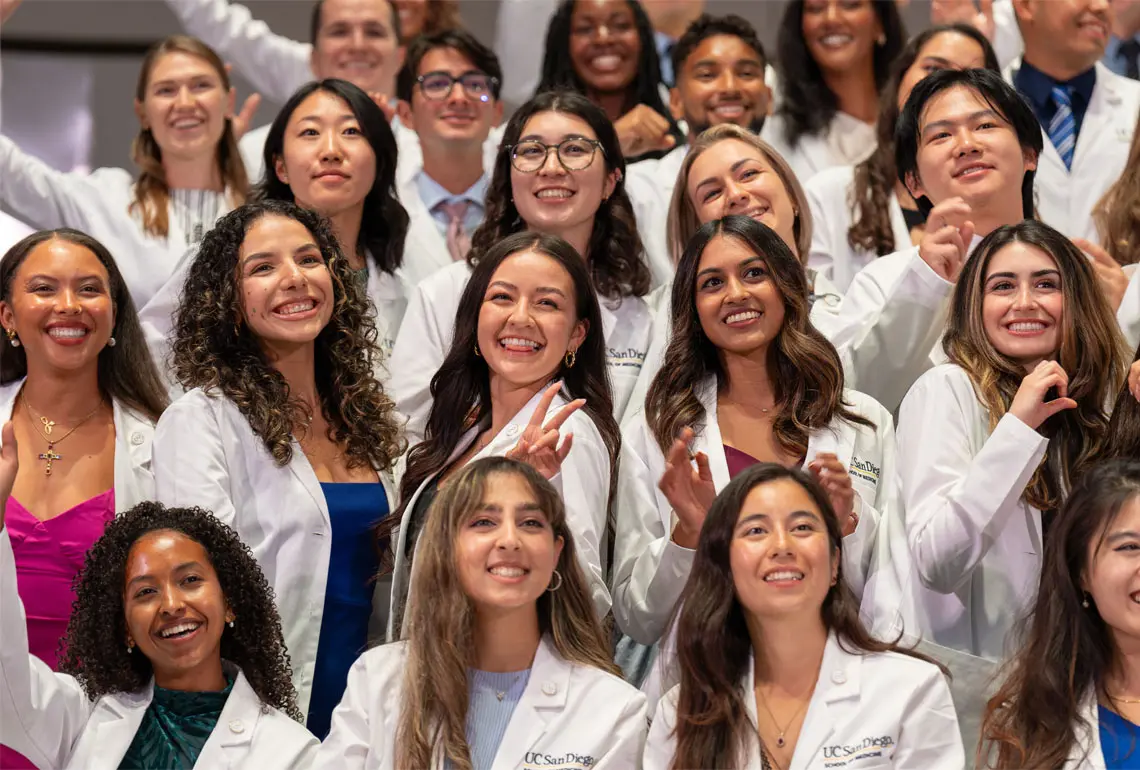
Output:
[1048, 85, 1076, 170]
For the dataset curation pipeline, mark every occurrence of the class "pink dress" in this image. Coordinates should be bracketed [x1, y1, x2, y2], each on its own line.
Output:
[0, 489, 114, 770]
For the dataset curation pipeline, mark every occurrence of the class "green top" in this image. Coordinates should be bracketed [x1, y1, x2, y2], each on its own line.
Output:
[117, 675, 234, 770]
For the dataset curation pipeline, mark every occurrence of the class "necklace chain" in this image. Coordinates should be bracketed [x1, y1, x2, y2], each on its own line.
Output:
[755, 683, 813, 753]
[21, 396, 105, 476]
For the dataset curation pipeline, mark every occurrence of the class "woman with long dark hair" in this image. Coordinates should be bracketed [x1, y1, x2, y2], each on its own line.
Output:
[0, 229, 168, 769]
[536, 0, 683, 161]
[1106, 342, 1140, 460]
[0, 36, 250, 308]
[151, 200, 404, 737]
[389, 90, 653, 437]
[317, 457, 646, 770]
[644, 463, 962, 770]
[805, 23, 999, 291]
[761, 0, 906, 183]
[980, 459, 1140, 769]
[383, 232, 619, 637]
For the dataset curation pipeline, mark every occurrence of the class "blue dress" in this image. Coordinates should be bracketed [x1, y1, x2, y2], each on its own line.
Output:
[1100, 705, 1140, 768]
[307, 482, 388, 739]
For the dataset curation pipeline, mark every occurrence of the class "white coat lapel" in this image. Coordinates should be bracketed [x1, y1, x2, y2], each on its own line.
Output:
[284, 447, 331, 531]
[887, 192, 910, 250]
[790, 635, 858, 770]
[696, 378, 732, 493]
[1066, 690, 1107, 770]
[85, 685, 153, 770]
[490, 638, 569, 770]
[1072, 64, 1123, 168]
[804, 416, 853, 472]
[112, 402, 155, 511]
[198, 670, 261, 768]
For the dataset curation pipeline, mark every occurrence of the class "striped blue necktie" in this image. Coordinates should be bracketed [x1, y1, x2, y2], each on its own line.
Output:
[1048, 85, 1076, 170]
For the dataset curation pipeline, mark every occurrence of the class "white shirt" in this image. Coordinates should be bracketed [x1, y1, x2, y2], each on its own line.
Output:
[152, 387, 399, 716]
[314, 636, 648, 770]
[0, 210, 33, 255]
[0, 529, 318, 770]
[624, 145, 688, 291]
[644, 632, 965, 770]
[760, 112, 878, 185]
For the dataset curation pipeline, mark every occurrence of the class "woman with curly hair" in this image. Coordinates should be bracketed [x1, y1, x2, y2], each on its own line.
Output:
[383, 231, 619, 637]
[318, 457, 647, 770]
[896, 220, 1130, 662]
[0, 433, 317, 769]
[151, 199, 405, 738]
[389, 90, 653, 438]
[804, 23, 998, 291]
[0, 229, 169, 769]
[760, 0, 906, 183]
[0, 35, 251, 309]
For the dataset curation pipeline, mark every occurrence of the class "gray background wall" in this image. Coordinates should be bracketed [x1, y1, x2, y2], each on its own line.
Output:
[0, 0, 935, 171]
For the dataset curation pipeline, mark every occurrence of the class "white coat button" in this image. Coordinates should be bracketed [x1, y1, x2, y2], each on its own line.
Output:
[229, 720, 244, 734]
[506, 424, 520, 438]
[831, 670, 847, 685]
[130, 432, 145, 446]
[542, 682, 557, 696]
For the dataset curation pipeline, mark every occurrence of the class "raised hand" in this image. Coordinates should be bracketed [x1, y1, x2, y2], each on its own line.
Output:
[1074, 238, 1129, 312]
[659, 427, 716, 549]
[614, 104, 676, 159]
[505, 382, 584, 480]
[1009, 360, 1079, 430]
[368, 92, 397, 123]
[809, 452, 858, 536]
[918, 197, 974, 282]
[0, 422, 17, 530]
[931, 0, 996, 40]
[224, 63, 262, 141]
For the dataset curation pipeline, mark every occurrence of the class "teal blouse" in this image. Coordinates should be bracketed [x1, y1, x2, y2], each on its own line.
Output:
[117, 676, 234, 770]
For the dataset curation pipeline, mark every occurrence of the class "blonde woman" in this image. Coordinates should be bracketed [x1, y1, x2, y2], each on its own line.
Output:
[316, 457, 648, 770]
[0, 35, 250, 308]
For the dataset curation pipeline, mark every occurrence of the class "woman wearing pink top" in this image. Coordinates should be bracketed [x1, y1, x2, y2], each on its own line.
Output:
[0, 229, 167, 767]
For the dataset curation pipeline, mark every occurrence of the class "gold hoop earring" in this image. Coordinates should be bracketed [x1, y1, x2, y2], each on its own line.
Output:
[547, 570, 563, 592]
[474, 343, 482, 358]
[564, 348, 576, 368]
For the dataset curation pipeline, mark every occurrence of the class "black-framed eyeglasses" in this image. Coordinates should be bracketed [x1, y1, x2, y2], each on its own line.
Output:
[508, 138, 605, 173]
[416, 71, 498, 102]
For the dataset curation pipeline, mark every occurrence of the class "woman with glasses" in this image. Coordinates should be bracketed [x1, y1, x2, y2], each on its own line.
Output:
[389, 90, 654, 442]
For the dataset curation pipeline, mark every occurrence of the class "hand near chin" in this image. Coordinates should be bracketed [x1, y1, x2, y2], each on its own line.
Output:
[1010, 360, 1078, 430]
[614, 105, 676, 158]
[919, 197, 974, 283]
[0, 422, 18, 530]
[505, 382, 584, 480]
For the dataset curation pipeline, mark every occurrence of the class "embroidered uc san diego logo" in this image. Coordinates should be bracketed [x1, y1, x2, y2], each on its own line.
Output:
[606, 346, 646, 369]
[822, 735, 896, 766]
[523, 751, 597, 769]
[849, 456, 880, 487]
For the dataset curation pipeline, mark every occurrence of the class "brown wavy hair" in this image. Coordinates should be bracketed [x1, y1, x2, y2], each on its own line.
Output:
[847, 24, 999, 257]
[169, 199, 404, 470]
[1106, 340, 1140, 461]
[667, 124, 812, 266]
[670, 463, 935, 769]
[943, 220, 1129, 512]
[979, 459, 1140, 769]
[1093, 111, 1140, 266]
[647, 215, 871, 460]
[395, 457, 619, 770]
[130, 36, 249, 239]
[468, 90, 650, 299]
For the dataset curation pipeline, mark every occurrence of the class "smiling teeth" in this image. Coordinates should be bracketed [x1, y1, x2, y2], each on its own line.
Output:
[173, 119, 203, 129]
[765, 571, 804, 582]
[276, 300, 315, 315]
[490, 566, 526, 577]
[48, 327, 87, 338]
[820, 34, 853, 46]
[501, 337, 540, 349]
[713, 105, 746, 117]
[536, 189, 573, 199]
[592, 54, 622, 70]
[159, 622, 200, 638]
[957, 166, 988, 176]
[1009, 321, 1045, 332]
[726, 311, 761, 324]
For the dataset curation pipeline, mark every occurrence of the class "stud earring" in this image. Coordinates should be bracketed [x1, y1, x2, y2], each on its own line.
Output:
[5, 328, 19, 347]
[228, 618, 235, 628]
[107, 336, 116, 348]
[1082, 592, 1090, 608]
[126, 640, 135, 653]
[876, 32, 886, 45]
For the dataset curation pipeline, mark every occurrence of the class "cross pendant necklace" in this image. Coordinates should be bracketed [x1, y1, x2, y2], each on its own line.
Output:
[39, 445, 61, 475]
[22, 395, 104, 476]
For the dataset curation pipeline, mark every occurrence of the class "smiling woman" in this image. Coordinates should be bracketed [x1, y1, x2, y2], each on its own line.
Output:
[151, 199, 404, 736]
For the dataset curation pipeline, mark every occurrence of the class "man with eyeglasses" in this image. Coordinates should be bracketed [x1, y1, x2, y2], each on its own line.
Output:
[395, 29, 504, 283]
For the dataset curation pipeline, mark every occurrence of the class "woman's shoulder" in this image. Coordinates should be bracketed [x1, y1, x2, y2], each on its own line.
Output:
[565, 657, 647, 708]
[911, 363, 976, 396]
[415, 260, 472, 296]
[839, 388, 892, 425]
[352, 640, 409, 676]
[804, 164, 858, 200]
[857, 646, 950, 690]
[156, 387, 237, 428]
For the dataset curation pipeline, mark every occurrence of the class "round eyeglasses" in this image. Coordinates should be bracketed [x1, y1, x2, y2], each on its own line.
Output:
[508, 138, 604, 173]
[416, 71, 498, 102]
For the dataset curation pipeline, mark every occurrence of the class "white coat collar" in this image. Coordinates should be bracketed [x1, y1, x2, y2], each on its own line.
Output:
[442, 382, 568, 468]
[1067, 688, 1108, 769]
[490, 636, 572, 770]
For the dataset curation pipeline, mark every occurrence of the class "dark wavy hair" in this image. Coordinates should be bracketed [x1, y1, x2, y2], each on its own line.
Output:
[0, 229, 168, 422]
[1106, 341, 1140, 461]
[896, 67, 1042, 219]
[535, 0, 683, 159]
[647, 216, 871, 460]
[980, 458, 1140, 769]
[848, 24, 999, 257]
[775, 0, 906, 149]
[943, 220, 1128, 512]
[469, 90, 650, 299]
[256, 79, 409, 274]
[384, 232, 619, 559]
[670, 463, 934, 769]
[169, 199, 405, 470]
[58, 501, 302, 721]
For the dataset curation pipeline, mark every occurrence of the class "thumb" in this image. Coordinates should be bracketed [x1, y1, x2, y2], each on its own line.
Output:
[237, 93, 261, 125]
[958, 221, 975, 253]
[1044, 397, 1079, 418]
[1074, 238, 1116, 267]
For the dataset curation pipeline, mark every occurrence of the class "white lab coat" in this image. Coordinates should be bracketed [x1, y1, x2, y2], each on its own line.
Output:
[313, 635, 648, 770]
[388, 261, 653, 444]
[1062, 690, 1113, 770]
[613, 377, 895, 647]
[388, 385, 612, 639]
[894, 363, 1049, 661]
[760, 112, 878, 185]
[625, 145, 687, 291]
[137, 244, 410, 394]
[644, 632, 965, 770]
[0, 528, 318, 770]
[805, 164, 911, 292]
[151, 387, 399, 717]
[0, 210, 33, 255]
[0, 135, 229, 310]
[0, 381, 156, 510]
[1013, 62, 1140, 244]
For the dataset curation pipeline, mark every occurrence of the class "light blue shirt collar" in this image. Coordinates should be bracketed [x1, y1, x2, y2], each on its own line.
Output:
[415, 170, 489, 236]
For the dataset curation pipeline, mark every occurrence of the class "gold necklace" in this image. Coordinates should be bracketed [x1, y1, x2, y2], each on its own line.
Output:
[755, 683, 813, 749]
[1108, 693, 1140, 704]
[22, 396, 105, 476]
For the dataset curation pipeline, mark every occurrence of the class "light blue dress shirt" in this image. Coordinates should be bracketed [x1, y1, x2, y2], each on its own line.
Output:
[416, 171, 488, 239]
[655, 30, 676, 87]
[1104, 34, 1140, 80]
